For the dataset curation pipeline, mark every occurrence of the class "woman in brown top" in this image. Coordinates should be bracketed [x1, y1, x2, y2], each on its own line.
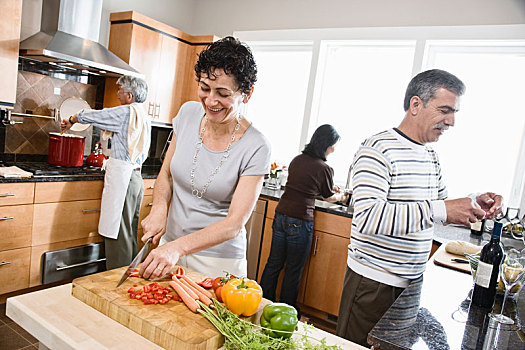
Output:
[260, 124, 348, 316]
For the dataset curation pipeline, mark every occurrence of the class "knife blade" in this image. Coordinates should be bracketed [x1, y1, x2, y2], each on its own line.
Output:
[451, 258, 469, 264]
[116, 237, 153, 288]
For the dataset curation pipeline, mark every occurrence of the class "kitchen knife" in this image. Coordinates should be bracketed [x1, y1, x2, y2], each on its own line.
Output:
[451, 258, 469, 264]
[116, 237, 153, 288]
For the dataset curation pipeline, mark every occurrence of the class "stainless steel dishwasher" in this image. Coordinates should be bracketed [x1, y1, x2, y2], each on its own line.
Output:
[245, 199, 267, 279]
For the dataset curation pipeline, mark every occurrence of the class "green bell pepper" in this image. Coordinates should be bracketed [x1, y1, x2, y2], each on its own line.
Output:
[260, 303, 298, 339]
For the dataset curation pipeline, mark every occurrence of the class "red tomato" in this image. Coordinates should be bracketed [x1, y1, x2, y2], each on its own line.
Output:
[215, 285, 223, 302]
[212, 277, 223, 291]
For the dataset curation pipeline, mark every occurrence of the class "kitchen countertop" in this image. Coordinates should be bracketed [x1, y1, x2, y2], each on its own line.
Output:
[368, 237, 525, 350]
[259, 186, 354, 218]
[0, 165, 160, 183]
[6, 283, 366, 350]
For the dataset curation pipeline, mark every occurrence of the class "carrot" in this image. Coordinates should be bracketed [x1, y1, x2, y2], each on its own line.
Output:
[169, 280, 199, 313]
[180, 277, 213, 306]
[181, 275, 213, 299]
[173, 277, 199, 299]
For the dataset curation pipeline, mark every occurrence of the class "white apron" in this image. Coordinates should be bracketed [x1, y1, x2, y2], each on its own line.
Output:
[98, 157, 135, 239]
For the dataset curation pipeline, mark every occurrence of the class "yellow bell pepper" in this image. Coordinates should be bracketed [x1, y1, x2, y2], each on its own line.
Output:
[221, 278, 263, 316]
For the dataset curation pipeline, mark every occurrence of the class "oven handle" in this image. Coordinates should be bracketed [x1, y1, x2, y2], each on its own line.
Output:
[56, 258, 106, 271]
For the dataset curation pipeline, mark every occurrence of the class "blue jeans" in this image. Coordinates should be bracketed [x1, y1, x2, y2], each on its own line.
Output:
[260, 212, 314, 312]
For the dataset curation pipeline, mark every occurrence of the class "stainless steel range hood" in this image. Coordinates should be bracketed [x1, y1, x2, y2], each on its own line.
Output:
[19, 0, 142, 78]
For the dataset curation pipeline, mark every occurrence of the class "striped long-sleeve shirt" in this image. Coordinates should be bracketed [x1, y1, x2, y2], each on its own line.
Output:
[347, 128, 448, 287]
[78, 103, 151, 166]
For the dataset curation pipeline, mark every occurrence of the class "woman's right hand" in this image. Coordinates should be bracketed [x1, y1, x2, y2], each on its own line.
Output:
[141, 207, 167, 245]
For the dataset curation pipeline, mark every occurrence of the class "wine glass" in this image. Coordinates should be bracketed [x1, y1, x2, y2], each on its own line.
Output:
[489, 255, 525, 325]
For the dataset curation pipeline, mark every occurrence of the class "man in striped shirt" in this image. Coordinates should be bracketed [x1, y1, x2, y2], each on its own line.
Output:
[336, 69, 503, 346]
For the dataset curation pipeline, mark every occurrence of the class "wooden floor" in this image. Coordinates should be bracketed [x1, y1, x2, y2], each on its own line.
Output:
[0, 303, 39, 350]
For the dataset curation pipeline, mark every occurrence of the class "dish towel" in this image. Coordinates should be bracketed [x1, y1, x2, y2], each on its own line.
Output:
[127, 103, 149, 163]
[0, 166, 33, 178]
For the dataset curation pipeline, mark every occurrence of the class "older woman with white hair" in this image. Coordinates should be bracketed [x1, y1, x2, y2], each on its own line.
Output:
[61, 75, 151, 270]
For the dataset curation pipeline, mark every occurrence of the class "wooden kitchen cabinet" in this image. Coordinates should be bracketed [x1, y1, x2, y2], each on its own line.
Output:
[34, 181, 104, 203]
[302, 231, 349, 315]
[104, 11, 216, 124]
[0, 247, 30, 294]
[0, 182, 34, 205]
[1, 204, 33, 251]
[0, 0, 22, 108]
[32, 199, 101, 246]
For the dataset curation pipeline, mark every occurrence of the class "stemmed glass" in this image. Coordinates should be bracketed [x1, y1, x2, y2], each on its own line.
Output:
[489, 255, 525, 324]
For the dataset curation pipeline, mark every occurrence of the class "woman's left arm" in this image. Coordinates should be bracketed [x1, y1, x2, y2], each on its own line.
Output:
[141, 175, 264, 279]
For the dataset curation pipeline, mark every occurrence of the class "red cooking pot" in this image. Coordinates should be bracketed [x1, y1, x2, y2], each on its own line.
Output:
[48, 132, 86, 167]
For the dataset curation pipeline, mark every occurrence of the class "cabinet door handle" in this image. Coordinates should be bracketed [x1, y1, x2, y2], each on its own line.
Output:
[0, 216, 14, 221]
[148, 203, 153, 206]
[148, 185, 155, 189]
[312, 235, 319, 256]
[82, 208, 101, 214]
[148, 102, 154, 116]
[56, 258, 106, 271]
[0, 193, 15, 197]
[154, 104, 160, 119]
[0, 261, 11, 267]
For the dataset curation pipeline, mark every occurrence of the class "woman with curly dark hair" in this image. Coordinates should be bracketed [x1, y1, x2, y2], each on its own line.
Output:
[140, 37, 271, 279]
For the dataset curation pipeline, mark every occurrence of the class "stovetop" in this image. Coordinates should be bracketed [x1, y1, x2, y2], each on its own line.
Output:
[10, 162, 104, 177]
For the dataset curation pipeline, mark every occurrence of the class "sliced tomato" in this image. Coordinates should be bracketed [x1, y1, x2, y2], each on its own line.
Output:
[175, 266, 185, 278]
[197, 277, 213, 289]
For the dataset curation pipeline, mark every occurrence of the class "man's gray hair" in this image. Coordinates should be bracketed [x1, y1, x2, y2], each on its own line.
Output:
[117, 75, 148, 103]
[403, 69, 465, 112]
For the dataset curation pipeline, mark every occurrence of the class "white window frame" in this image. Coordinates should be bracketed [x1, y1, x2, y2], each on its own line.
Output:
[235, 25, 525, 213]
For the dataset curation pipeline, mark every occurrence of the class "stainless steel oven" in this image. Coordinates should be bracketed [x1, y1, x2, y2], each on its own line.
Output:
[41, 243, 106, 284]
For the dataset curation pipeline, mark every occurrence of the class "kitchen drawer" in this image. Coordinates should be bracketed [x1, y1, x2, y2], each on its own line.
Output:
[29, 236, 103, 287]
[0, 247, 30, 294]
[0, 182, 34, 205]
[313, 211, 351, 239]
[34, 181, 104, 203]
[143, 178, 156, 196]
[1, 204, 33, 251]
[32, 199, 101, 245]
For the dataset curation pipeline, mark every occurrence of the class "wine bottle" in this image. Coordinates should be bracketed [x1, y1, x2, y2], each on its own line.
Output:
[471, 221, 504, 308]
[470, 219, 485, 236]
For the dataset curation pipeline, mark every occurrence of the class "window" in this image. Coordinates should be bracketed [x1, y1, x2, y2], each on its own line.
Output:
[245, 42, 313, 167]
[424, 41, 525, 206]
[237, 26, 525, 211]
[312, 41, 416, 185]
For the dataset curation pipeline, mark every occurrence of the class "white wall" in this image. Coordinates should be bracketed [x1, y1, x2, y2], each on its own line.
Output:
[191, 0, 525, 36]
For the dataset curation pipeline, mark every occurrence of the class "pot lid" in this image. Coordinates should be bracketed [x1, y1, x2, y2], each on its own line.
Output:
[49, 132, 85, 139]
[60, 97, 91, 132]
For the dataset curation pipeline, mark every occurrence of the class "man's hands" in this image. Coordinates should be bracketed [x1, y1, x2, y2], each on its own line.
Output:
[444, 198, 486, 227]
[444, 192, 503, 226]
[60, 114, 76, 133]
[475, 192, 503, 219]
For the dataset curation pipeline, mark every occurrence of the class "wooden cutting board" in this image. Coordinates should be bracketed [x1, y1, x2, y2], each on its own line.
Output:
[72, 266, 262, 350]
[433, 244, 472, 274]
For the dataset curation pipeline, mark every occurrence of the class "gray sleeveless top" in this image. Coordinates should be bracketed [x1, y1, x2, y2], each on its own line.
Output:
[161, 102, 271, 258]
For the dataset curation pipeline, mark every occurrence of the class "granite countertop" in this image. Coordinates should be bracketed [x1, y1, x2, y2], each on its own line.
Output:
[368, 229, 525, 350]
[0, 165, 160, 183]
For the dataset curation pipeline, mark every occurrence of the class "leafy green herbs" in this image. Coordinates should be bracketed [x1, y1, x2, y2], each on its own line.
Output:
[197, 299, 341, 350]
